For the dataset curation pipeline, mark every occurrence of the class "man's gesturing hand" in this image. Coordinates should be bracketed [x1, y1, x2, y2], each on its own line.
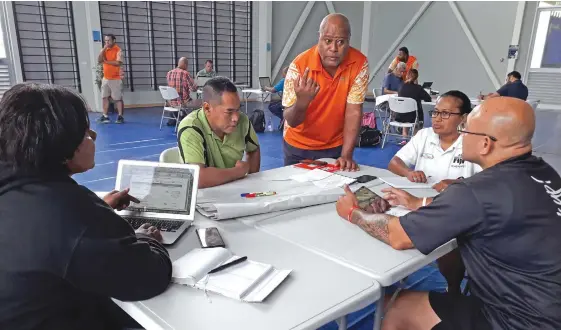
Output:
[294, 67, 320, 105]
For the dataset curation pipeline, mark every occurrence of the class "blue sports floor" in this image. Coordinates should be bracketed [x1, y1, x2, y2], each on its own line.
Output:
[78, 102, 561, 330]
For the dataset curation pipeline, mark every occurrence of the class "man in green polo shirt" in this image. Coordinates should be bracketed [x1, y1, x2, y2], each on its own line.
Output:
[177, 77, 260, 188]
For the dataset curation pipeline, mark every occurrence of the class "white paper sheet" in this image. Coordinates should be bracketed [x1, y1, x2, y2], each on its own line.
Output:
[379, 176, 436, 189]
[289, 169, 333, 183]
[385, 206, 411, 217]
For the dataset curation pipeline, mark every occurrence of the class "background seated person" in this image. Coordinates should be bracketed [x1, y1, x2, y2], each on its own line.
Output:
[197, 59, 217, 78]
[388, 46, 419, 80]
[266, 67, 289, 129]
[0, 83, 171, 329]
[166, 57, 201, 125]
[382, 61, 405, 95]
[388, 90, 481, 192]
[336, 97, 561, 330]
[177, 77, 260, 188]
[396, 68, 432, 142]
[480, 70, 528, 101]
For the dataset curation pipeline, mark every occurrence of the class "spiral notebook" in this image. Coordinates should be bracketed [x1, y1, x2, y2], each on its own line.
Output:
[172, 248, 291, 302]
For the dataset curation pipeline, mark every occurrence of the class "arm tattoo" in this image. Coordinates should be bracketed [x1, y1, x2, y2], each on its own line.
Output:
[351, 210, 397, 245]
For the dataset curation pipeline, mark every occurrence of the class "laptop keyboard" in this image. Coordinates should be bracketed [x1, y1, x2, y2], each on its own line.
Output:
[124, 217, 184, 232]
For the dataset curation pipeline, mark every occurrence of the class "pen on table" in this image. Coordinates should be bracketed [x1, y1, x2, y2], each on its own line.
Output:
[208, 256, 248, 274]
[240, 191, 277, 198]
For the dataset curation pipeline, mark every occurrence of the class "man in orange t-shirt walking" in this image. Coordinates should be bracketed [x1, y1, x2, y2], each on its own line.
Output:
[281, 13, 369, 170]
[98, 34, 124, 124]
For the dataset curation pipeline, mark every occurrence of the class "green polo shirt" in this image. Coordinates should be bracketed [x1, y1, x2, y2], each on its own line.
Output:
[177, 109, 259, 168]
[197, 69, 217, 78]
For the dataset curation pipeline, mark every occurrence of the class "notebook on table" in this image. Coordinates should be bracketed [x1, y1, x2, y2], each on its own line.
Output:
[115, 160, 200, 245]
[172, 247, 291, 302]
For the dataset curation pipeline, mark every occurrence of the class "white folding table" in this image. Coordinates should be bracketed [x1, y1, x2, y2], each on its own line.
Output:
[234, 161, 457, 330]
[242, 88, 271, 113]
[112, 215, 381, 330]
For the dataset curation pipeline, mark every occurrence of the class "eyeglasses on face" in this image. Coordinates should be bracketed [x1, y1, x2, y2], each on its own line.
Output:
[457, 122, 497, 141]
[429, 110, 462, 120]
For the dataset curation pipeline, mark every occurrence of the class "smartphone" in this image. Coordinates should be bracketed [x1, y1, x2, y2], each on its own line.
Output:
[354, 186, 381, 211]
[196, 227, 226, 248]
[355, 175, 378, 184]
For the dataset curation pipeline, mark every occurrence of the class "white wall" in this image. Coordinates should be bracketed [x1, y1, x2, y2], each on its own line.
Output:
[2, 1, 539, 108]
[268, 1, 538, 98]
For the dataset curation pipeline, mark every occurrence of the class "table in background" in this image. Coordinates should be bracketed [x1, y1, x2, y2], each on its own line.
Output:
[242, 89, 271, 113]
[112, 215, 381, 330]
[236, 160, 456, 330]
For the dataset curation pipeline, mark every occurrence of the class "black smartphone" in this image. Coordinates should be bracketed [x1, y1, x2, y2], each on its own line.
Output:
[196, 227, 226, 248]
[355, 175, 378, 184]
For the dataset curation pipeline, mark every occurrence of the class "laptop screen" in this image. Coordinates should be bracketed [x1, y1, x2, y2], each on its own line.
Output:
[259, 77, 271, 89]
[118, 164, 195, 215]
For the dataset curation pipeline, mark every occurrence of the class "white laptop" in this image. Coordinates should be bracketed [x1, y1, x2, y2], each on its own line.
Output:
[115, 160, 200, 245]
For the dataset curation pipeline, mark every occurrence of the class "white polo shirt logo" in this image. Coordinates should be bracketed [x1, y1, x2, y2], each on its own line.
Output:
[452, 155, 465, 167]
[395, 128, 482, 182]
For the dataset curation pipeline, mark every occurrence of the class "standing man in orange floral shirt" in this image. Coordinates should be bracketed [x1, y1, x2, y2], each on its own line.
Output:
[282, 13, 369, 170]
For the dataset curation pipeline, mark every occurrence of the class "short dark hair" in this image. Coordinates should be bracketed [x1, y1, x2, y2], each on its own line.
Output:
[507, 71, 522, 80]
[408, 68, 419, 82]
[440, 90, 472, 115]
[398, 47, 409, 55]
[203, 76, 238, 104]
[0, 83, 90, 171]
[205, 60, 213, 65]
[105, 34, 116, 41]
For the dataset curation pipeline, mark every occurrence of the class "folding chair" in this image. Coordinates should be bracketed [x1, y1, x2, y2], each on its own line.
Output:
[158, 86, 182, 133]
[159, 147, 181, 163]
[527, 99, 540, 111]
[373, 88, 389, 127]
[381, 96, 418, 149]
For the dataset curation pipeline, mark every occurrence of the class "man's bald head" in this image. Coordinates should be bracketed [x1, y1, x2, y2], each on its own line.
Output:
[463, 97, 534, 168]
[178, 57, 188, 70]
[472, 97, 535, 147]
[319, 13, 351, 37]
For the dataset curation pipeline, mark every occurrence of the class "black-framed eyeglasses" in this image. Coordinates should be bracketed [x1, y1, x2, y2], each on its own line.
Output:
[429, 110, 463, 119]
[457, 122, 497, 141]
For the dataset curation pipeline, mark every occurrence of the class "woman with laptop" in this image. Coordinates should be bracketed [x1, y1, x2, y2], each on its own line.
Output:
[0, 83, 171, 330]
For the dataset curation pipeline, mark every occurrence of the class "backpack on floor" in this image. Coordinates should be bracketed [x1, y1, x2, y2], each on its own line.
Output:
[361, 112, 376, 129]
[249, 109, 265, 133]
[355, 126, 381, 148]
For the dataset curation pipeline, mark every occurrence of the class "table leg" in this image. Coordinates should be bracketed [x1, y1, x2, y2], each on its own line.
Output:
[337, 315, 348, 330]
[373, 286, 385, 330]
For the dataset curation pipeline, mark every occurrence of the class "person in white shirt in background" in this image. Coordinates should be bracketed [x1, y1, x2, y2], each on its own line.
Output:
[388, 90, 482, 193]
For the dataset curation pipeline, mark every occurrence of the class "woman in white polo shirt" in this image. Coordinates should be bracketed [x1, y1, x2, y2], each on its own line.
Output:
[388, 90, 482, 192]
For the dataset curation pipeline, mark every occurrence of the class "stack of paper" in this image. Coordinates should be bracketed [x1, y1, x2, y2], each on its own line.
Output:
[172, 248, 291, 302]
[379, 176, 436, 189]
[289, 169, 356, 188]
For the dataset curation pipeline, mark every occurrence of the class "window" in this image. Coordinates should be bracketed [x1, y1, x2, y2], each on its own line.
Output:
[99, 1, 252, 91]
[530, 5, 561, 69]
[13, 1, 81, 91]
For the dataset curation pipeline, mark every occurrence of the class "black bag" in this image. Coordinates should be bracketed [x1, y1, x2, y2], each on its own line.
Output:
[356, 126, 381, 148]
[249, 109, 265, 133]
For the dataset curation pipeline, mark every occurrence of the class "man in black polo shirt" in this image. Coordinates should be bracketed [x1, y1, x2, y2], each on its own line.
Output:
[335, 97, 561, 330]
[481, 70, 529, 101]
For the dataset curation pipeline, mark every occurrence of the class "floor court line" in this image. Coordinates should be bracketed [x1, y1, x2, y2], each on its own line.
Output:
[95, 153, 161, 167]
[81, 176, 116, 184]
[108, 138, 164, 146]
[96, 143, 176, 153]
